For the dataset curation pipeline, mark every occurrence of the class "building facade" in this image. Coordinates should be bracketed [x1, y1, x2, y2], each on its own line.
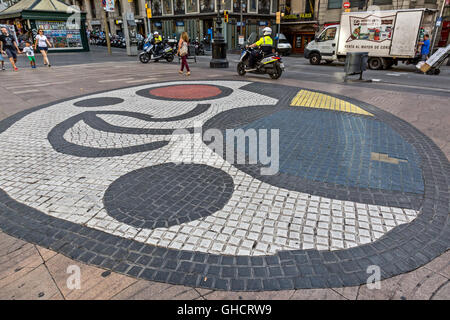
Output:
[64, 0, 448, 51]
[71, 0, 278, 49]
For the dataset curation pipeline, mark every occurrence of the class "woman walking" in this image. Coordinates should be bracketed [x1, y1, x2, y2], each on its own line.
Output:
[34, 29, 52, 67]
[178, 32, 190, 76]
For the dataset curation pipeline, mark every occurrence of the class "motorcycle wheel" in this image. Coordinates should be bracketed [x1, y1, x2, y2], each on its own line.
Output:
[139, 53, 150, 64]
[269, 63, 282, 80]
[166, 55, 174, 63]
[237, 62, 246, 76]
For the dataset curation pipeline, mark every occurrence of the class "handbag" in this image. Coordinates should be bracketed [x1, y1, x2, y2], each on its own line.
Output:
[180, 42, 188, 56]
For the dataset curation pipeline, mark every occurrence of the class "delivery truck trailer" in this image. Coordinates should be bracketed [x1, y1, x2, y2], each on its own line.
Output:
[304, 8, 437, 70]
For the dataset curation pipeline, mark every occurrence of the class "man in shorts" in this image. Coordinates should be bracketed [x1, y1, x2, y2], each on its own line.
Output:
[0, 27, 21, 71]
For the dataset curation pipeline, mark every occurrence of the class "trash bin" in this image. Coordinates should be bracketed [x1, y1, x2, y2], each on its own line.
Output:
[344, 52, 368, 75]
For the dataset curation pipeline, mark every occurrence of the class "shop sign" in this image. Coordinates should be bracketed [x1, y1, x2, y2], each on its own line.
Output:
[300, 13, 312, 18]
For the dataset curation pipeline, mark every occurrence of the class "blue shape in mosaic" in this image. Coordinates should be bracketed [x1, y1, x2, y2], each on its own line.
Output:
[237, 109, 424, 194]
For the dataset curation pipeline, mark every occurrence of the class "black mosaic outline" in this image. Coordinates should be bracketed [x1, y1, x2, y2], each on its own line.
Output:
[47, 104, 212, 158]
[104, 163, 235, 229]
[136, 84, 233, 101]
[74, 97, 125, 107]
[0, 80, 448, 291]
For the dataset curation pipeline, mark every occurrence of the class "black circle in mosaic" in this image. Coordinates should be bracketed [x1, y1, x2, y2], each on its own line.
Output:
[135, 84, 234, 101]
[0, 80, 448, 292]
[104, 163, 234, 229]
[74, 97, 124, 107]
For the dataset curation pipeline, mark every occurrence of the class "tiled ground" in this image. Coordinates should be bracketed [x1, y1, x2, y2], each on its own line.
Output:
[0, 60, 448, 298]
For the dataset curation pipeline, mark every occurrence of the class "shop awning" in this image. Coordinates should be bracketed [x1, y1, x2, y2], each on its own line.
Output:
[0, 0, 82, 19]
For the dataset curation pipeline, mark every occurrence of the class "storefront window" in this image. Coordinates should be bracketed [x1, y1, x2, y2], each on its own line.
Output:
[258, 0, 270, 14]
[249, 0, 257, 12]
[152, 0, 162, 16]
[35, 20, 82, 49]
[162, 0, 173, 14]
[295, 35, 302, 48]
[327, 0, 341, 9]
[200, 0, 215, 12]
[174, 0, 185, 14]
[271, 0, 278, 13]
[186, 0, 198, 13]
[221, 0, 232, 10]
[233, 0, 247, 12]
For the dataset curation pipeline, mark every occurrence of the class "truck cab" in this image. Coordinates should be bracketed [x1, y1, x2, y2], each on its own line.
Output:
[304, 25, 340, 65]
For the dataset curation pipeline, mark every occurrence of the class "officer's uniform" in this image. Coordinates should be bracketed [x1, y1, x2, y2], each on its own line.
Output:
[153, 35, 163, 55]
[249, 35, 273, 67]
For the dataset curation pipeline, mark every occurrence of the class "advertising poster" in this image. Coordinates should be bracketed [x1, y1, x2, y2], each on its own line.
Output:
[35, 21, 83, 50]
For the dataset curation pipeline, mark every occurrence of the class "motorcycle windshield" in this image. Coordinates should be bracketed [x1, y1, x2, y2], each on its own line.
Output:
[247, 33, 257, 45]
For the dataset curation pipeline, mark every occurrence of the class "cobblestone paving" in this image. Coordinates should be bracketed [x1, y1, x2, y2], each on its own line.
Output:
[0, 80, 448, 291]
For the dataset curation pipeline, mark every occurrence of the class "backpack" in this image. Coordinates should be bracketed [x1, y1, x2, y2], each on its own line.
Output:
[180, 41, 188, 56]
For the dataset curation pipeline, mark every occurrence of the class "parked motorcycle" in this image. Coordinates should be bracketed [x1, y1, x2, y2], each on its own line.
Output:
[236, 33, 285, 80]
[139, 35, 175, 63]
[192, 37, 205, 56]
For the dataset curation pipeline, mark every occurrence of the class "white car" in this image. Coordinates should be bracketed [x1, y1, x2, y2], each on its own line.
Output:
[276, 33, 292, 56]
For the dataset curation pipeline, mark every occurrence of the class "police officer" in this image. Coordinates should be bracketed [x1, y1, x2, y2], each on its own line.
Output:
[153, 31, 163, 56]
[248, 27, 274, 68]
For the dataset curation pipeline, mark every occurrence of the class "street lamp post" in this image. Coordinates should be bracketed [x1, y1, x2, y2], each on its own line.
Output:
[210, 0, 229, 68]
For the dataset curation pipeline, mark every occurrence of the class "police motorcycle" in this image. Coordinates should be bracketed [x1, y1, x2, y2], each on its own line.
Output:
[237, 30, 285, 80]
[138, 34, 175, 64]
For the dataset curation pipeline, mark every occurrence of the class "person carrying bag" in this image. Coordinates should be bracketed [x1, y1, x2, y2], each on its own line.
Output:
[178, 32, 190, 76]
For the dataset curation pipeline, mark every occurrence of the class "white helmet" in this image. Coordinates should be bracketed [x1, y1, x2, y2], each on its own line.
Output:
[153, 31, 159, 35]
[263, 27, 272, 36]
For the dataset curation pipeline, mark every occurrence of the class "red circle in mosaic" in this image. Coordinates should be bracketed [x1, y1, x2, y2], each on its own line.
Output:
[149, 85, 222, 100]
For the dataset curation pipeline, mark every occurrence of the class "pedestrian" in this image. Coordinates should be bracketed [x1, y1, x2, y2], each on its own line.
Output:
[0, 50, 4, 70]
[34, 29, 52, 67]
[0, 27, 21, 71]
[419, 34, 431, 62]
[178, 31, 190, 76]
[22, 41, 36, 68]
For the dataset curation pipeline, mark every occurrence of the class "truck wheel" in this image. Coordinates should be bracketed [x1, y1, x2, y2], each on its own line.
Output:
[368, 57, 383, 70]
[309, 53, 321, 65]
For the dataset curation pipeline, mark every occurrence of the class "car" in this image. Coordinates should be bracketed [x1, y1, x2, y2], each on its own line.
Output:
[275, 33, 291, 56]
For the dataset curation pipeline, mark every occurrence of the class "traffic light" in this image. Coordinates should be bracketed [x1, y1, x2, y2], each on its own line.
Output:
[224, 10, 229, 23]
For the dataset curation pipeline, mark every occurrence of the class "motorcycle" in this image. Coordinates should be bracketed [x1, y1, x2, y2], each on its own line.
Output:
[236, 32, 284, 80]
[139, 35, 175, 63]
[193, 37, 205, 56]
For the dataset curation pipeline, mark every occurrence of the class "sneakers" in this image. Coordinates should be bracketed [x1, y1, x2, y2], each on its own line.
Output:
[186, 71, 191, 76]
[32, 65, 36, 69]
[13, 67, 18, 71]
[179, 70, 183, 75]
[48, 64, 51, 67]
[1, 66, 5, 71]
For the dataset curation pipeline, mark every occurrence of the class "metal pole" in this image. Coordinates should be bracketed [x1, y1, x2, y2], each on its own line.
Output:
[430, 0, 446, 54]
[102, 8, 112, 54]
[240, 0, 243, 36]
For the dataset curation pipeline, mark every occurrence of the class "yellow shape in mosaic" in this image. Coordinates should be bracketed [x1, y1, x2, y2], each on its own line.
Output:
[290, 90, 373, 116]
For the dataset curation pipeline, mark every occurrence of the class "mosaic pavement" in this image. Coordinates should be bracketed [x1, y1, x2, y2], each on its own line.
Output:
[0, 80, 448, 291]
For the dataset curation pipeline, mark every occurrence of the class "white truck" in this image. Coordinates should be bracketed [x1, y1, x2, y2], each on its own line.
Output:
[304, 8, 436, 70]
